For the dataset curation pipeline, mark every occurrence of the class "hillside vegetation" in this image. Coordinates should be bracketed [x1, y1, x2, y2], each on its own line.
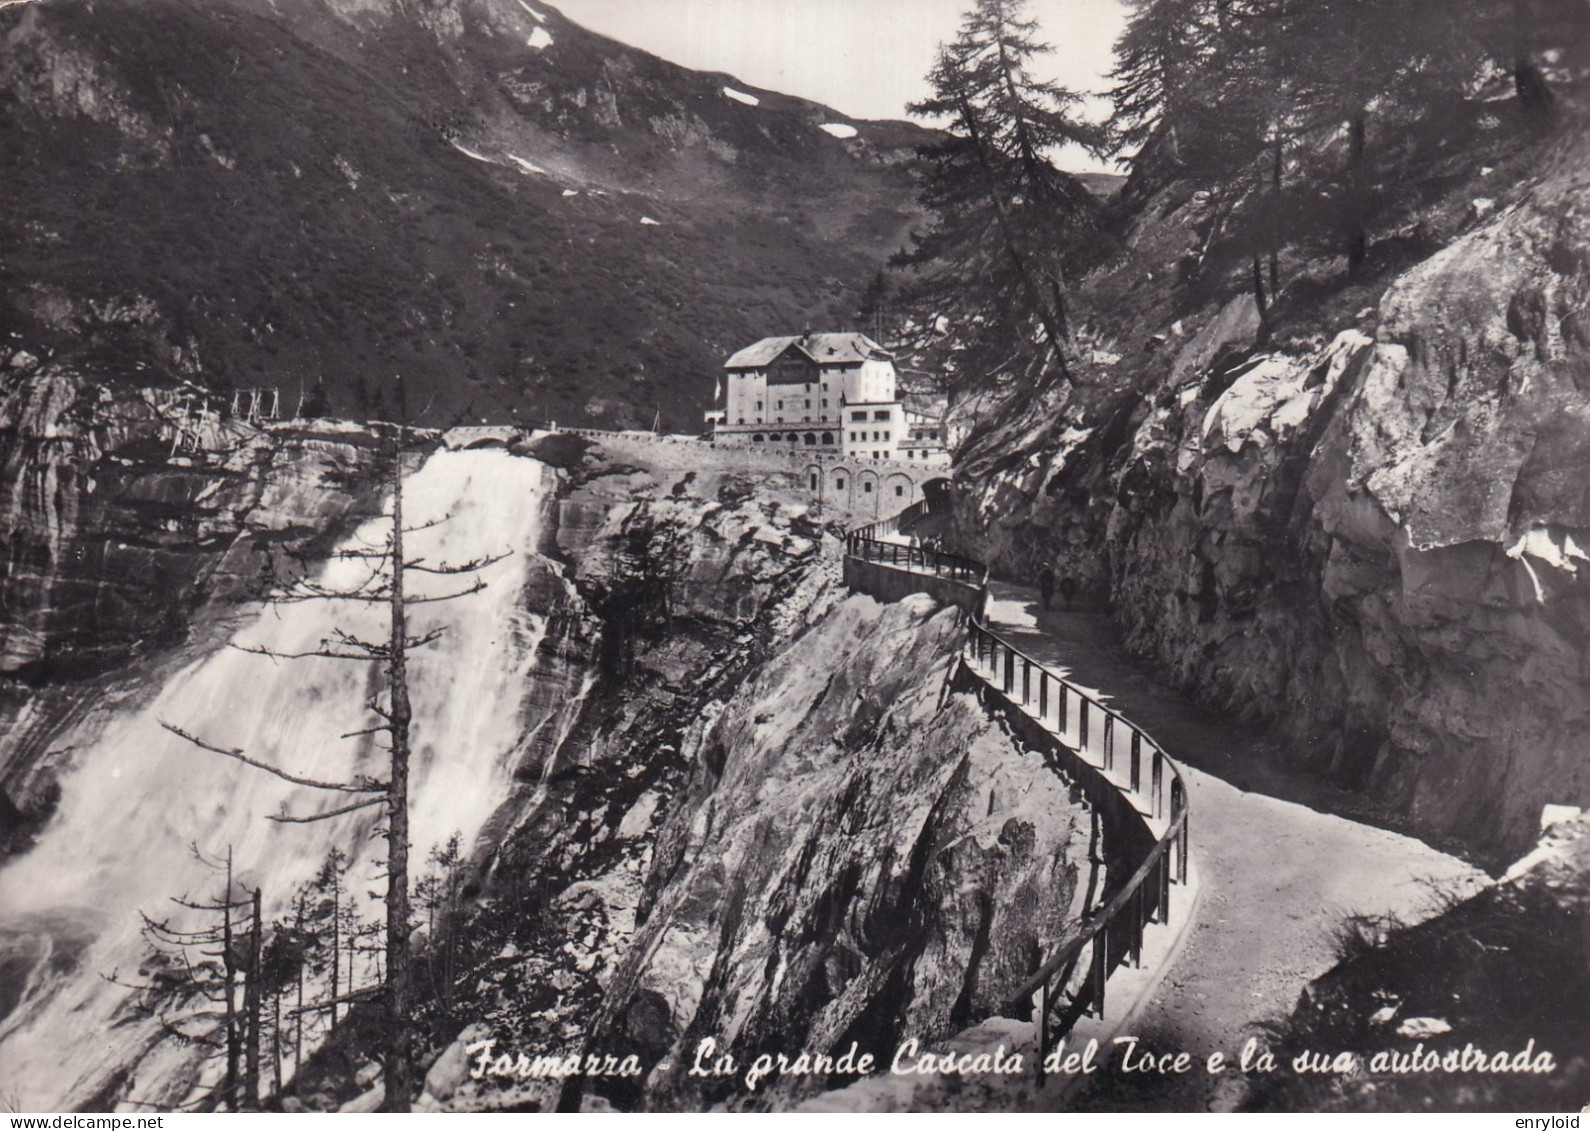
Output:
[0, 0, 933, 429]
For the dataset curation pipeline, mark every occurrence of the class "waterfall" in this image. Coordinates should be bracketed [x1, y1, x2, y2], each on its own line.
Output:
[0, 448, 551, 1111]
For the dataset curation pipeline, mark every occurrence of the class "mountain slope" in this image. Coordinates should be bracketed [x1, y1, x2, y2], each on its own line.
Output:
[0, 0, 933, 428]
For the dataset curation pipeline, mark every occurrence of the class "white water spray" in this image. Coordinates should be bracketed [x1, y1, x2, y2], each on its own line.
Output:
[0, 448, 551, 1110]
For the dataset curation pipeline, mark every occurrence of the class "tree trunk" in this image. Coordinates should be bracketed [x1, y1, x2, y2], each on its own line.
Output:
[1251, 254, 1270, 342]
[1269, 134, 1283, 293]
[1345, 111, 1368, 280]
[329, 871, 340, 1030]
[223, 849, 240, 1111]
[294, 904, 305, 1090]
[1512, 0, 1555, 117]
[244, 888, 262, 1111]
[272, 991, 283, 1100]
[381, 428, 414, 1113]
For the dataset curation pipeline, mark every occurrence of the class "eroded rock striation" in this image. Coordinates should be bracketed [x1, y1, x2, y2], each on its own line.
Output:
[953, 124, 1590, 864]
[0, 366, 388, 843]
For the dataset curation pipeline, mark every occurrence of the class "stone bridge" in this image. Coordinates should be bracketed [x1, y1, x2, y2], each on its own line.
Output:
[440, 425, 948, 514]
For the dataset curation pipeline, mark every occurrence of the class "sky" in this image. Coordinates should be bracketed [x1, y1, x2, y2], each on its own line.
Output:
[551, 0, 1129, 169]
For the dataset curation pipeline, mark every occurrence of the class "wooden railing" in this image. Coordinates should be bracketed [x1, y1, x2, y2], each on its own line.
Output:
[842, 511, 1191, 1073]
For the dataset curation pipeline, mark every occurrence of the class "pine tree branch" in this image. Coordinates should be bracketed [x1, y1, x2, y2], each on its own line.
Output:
[267, 795, 388, 825]
[404, 578, 488, 605]
[402, 550, 511, 575]
[227, 643, 380, 662]
[340, 722, 394, 740]
[161, 721, 387, 794]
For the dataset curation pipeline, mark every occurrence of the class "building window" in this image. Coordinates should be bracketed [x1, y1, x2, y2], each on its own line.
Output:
[810, 473, 818, 489]
[863, 482, 872, 493]
[752, 433, 764, 442]
[836, 478, 846, 490]
[895, 485, 905, 497]
[756, 401, 762, 411]
[737, 417, 744, 425]
[872, 431, 880, 442]
[822, 432, 834, 445]
[874, 410, 890, 421]
[777, 400, 784, 410]
[882, 430, 890, 441]
[822, 399, 828, 408]
[805, 400, 811, 409]
[804, 433, 816, 446]
[851, 411, 866, 422]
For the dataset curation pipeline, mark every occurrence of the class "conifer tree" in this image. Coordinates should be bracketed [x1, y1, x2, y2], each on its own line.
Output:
[899, 0, 1107, 387]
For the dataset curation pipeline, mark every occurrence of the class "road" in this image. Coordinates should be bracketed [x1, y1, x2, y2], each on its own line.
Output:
[982, 581, 1485, 1111]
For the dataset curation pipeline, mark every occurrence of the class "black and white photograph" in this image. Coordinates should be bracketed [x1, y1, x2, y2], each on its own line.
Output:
[0, 0, 1587, 1115]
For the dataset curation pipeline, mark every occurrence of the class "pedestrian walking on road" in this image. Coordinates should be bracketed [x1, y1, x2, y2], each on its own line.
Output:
[1038, 565, 1056, 611]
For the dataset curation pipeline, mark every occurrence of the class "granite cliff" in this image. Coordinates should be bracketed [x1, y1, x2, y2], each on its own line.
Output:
[951, 116, 1590, 866]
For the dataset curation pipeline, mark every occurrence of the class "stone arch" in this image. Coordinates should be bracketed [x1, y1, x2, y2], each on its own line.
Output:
[922, 477, 952, 510]
[884, 471, 915, 504]
[803, 432, 817, 446]
[821, 431, 835, 446]
[804, 462, 823, 494]
[854, 468, 880, 512]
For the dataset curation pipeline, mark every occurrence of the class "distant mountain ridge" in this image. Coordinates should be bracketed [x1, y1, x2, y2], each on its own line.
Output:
[0, 0, 936, 428]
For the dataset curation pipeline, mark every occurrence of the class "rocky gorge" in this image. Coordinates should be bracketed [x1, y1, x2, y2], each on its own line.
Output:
[950, 116, 1590, 868]
[0, 369, 1092, 1111]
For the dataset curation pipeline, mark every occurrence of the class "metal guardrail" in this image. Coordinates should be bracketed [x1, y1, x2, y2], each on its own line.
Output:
[965, 623, 1189, 1074]
[842, 507, 1191, 1075]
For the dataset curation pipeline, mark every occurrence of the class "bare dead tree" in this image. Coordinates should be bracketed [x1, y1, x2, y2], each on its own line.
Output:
[119, 845, 260, 1111]
[159, 391, 510, 1112]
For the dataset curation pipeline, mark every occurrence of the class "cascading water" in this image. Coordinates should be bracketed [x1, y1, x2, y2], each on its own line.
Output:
[0, 447, 552, 1111]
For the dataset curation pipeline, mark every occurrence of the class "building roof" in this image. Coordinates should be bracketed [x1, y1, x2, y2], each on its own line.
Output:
[724, 332, 893, 369]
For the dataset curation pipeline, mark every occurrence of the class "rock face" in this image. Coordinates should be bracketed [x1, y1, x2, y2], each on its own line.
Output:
[0, 367, 386, 840]
[408, 442, 1089, 1113]
[954, 124, 1590, 865]
[577, 594, 1088, 1112]
[1250, 810, 1590, 1112]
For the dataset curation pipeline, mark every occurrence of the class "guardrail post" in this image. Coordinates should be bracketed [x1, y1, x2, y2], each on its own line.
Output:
[1038, 671, 1048, 722]
[1057, 683, 1067, 735]
[1037, 977, 1050, 1085]
[1091, 935, 1107, 1018]
[1130, 888, 1143, 968]
[1130, 732, 1141, 793]
[1103, 715, 1115, 771]
[1079, 700, 1088, 751]
[1021, 658, 1031, 707]
[1152, 751, 1164, 819]
[1003, 648, 1015, 695]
